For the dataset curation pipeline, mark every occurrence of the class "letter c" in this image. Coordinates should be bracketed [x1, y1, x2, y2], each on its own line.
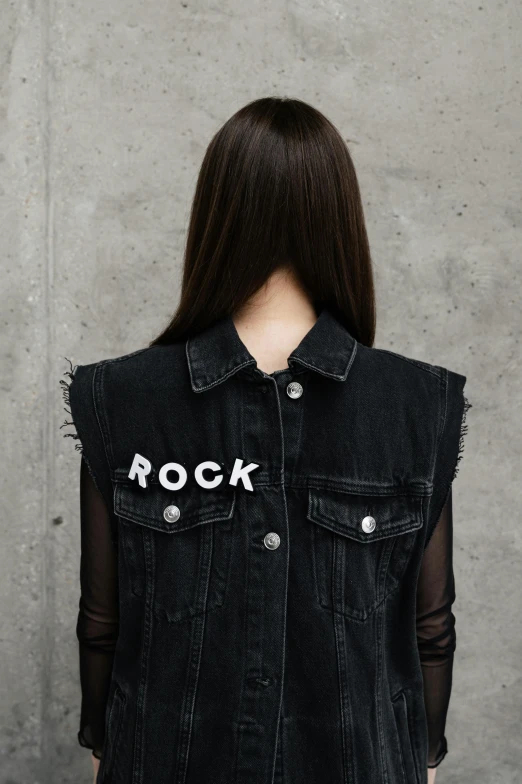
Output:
[194, 461, 224, 489]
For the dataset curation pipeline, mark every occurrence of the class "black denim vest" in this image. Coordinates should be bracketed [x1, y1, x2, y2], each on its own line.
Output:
[67, 307, 467, 784]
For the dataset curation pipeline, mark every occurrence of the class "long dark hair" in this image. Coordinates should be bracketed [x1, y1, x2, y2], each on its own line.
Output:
[150, 96, 375, 348]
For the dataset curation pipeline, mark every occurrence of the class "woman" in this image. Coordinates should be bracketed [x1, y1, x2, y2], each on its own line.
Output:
[61, 97, 470, 784]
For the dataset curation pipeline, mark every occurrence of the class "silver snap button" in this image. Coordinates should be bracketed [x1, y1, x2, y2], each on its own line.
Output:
[163, 504, 180, 523]
[286, 381, 303, 399]
[263, 532, 281, 550]
[361, 515, 376, 533]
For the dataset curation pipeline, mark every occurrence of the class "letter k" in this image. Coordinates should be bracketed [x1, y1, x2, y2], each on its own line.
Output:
[229, 458, 260, 492]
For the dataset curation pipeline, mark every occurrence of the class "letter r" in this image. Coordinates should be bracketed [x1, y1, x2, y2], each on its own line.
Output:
[128, 452, 152, 488]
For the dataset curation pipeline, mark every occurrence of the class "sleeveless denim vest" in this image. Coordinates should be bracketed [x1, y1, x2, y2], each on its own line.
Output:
[64, 307, 469, 784]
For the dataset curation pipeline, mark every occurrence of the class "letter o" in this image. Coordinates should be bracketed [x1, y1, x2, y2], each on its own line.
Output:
[159, 462, 188, 491]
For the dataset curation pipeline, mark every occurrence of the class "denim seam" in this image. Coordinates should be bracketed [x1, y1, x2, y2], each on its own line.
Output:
[98, 346, 153, 367]
[186, 336, 257, 391]
[191, 358, 257, 391]
[332, 536, 356, 782]
[99, 684, 126, 783]
[288, 338, 357, 381]
[114, 486, 236, 530]
[174, 532, 212, 784]
[429, 367, 448, 492]
[92, 361, 116, 478]
[308, 499, 422, 540]
[403, 690, 421, 784]
[267, 372, 291, 784]
[306, 478, 432, 495]
[375, 602, 390, 784]
[390, 690, 408, 784]
[371, 347, 443, 379]
[132, 529, 155, 784]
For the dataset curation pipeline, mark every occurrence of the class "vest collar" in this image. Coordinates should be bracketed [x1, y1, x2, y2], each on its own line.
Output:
[186, 306, 358, 393]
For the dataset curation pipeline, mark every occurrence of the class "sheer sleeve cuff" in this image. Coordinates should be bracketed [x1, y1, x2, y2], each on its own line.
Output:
[427, 737, 448, 768]
[78, 726, 103, 759]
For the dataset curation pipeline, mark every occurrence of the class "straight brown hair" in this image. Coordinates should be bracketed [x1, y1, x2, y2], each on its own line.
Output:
[150, 96, 375, 348]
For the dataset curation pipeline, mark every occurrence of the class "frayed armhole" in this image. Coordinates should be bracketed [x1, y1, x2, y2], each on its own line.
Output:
[59, 356, 83, 452]
[424, 393, 472, 550]
[450, 395, 472, 482]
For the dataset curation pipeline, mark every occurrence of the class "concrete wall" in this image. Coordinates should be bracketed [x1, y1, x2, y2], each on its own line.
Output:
[1, 1, 520, 782]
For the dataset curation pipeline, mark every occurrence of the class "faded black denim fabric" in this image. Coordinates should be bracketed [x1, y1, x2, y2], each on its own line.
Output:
[63, 307, 469, 784]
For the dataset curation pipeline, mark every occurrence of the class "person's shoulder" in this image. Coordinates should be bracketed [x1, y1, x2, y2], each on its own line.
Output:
[99, 342, 188, 388]
[65, 341, 186, 391]
[355, 342, 467, 406]
[356, 342, 445, 382]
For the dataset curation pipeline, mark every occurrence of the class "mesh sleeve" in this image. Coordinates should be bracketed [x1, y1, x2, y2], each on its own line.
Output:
[417, 366, 471, 767]
[60, 358, 119, 759]
[76, 455, 119, 759]
[416, 489, 456, 767]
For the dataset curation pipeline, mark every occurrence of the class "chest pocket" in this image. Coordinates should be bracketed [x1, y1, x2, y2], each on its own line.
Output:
[114, 474, 236, 624]
[307, 487, 424, 622]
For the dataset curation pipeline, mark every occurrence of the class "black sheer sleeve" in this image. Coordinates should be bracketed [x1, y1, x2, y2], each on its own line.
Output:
[416, 488, 456, 768]
[76, 454, 119, 759]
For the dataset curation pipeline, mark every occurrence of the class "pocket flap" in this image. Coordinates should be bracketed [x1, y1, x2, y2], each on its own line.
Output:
[114, 475, 236, 534]
[307, 487, 423, 543]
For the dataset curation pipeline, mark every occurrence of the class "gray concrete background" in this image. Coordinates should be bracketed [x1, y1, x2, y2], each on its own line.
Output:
[1, 1, 520, 782]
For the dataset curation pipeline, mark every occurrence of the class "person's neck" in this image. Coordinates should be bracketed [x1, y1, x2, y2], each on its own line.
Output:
[232, 268, 318, 375]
